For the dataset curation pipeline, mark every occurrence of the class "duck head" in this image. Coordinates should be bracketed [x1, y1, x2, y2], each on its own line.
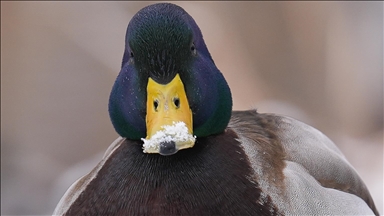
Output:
[108, 3, 232, 155]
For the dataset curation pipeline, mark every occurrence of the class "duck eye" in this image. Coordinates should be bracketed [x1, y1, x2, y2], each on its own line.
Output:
[153, 100, 159, 111]
[128, 51, 135, 64]
[190, 43, 196, 55]
[173, 98, 180, 108]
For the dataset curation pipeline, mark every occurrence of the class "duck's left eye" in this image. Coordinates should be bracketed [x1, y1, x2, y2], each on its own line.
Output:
[130, 51, 134, 58]
[190, 43, 196, 55]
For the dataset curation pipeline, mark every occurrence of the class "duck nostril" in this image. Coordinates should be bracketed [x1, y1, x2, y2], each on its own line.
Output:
[153, 100, 159, 111]
[159, 141, 177, 156]
[173, 97, 180, 108]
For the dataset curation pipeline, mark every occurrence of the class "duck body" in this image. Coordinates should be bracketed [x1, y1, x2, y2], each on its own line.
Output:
[54, 3, 378, 215]
[54, 111, 378, 215]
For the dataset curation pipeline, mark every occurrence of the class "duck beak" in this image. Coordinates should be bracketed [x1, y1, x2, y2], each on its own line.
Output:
[142, 73, 196, 155]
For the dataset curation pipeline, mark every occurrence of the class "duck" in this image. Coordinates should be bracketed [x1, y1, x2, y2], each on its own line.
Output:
[53, 3, 379, 215]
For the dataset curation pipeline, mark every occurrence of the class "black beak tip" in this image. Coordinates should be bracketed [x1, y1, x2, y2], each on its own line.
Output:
[159, 141, 177, 156]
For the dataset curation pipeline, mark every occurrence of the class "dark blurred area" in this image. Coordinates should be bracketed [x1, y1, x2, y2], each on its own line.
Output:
[1, 2, 382, 215]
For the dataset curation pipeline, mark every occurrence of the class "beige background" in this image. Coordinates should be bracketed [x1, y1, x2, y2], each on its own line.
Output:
[1, 1, 383, 215]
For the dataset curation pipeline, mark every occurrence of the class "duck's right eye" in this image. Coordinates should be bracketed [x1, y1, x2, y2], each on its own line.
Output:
[128, 50, 135, 64]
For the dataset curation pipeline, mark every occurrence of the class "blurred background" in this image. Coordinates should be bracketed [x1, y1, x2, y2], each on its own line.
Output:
[1, 1, 383, 215]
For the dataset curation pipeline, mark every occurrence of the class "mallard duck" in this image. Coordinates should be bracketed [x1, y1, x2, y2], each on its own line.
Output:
[53, 3, 379, 215]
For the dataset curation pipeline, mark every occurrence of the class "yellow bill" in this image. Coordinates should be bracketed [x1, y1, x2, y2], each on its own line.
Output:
[141, 73, 196, 155]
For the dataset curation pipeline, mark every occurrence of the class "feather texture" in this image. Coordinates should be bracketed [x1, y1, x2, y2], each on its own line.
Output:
[54, 111, 378, 215]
